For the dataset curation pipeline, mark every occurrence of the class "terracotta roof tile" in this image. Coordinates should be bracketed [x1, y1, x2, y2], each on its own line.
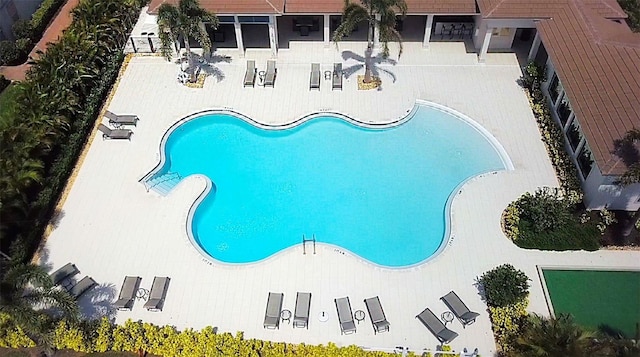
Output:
[148, 0, 285, 14]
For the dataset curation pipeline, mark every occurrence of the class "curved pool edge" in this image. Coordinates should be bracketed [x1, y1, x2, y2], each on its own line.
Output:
[144, 101, 515, 269]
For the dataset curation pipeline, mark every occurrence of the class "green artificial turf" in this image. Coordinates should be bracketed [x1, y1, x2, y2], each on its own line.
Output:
[542, 269, 640, 338]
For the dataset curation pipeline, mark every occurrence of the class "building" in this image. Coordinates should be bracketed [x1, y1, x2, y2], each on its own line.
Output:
[0, 0, 43, 41]
[138, 0, 640, 211]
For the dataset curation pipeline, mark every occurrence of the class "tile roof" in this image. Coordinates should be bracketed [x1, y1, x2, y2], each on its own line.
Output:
[147, 0, 286, 15]
[476, 0, 626, 19]
[537, 3, 640, 175]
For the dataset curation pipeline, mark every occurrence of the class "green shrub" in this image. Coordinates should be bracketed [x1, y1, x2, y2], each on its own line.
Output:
[0, 41, 20, 65]
[503, 188, 600, 251]
[0, 313, 35, 348]
[488, 299, 529, 353]
[477, 264, 530, 307]
[0, 75, 10, 93]
[618, 0, 640, 32]
[30, 0, 66, 38]
[12, 19, 34, 40]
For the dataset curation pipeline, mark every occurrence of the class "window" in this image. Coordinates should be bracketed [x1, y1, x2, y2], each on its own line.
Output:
[548, 74, 562, 104]
[237, 16, 269, 23]
[577, 142, 594, 179]
[217, 16, 235, 23]
[557, 93, 573, 127]
[566, 117, 583, 152]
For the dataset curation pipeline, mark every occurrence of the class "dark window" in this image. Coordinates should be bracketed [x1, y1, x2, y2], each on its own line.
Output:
[218, 16, 235, 23]
[548, 74, 561, 104]
[577, 143, 594, 179]
[557, 93, 573, 127]
[237, 16, 269, 23]
[566, 118, 583, 152]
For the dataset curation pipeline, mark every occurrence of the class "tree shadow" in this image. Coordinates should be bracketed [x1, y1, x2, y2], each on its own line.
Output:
[340, 50, 398, 91]
[612, 136, 640, 169]
[48, 209, 65, 230]
[174, 52, 232, 84]
[76, 283, 118, 320]
[598, 323, 628, 339]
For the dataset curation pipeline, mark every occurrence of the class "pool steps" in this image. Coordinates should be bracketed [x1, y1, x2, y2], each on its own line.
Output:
[145, 172, 182, 196]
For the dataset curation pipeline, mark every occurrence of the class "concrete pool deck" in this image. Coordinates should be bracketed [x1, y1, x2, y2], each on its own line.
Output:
[42, 41, 640, 355]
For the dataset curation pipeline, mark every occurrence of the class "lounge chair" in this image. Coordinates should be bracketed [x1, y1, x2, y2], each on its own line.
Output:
[263, 292, 284, 329]
[440, 291, 480, 327]
[364, 296, 390, 334]
[104, 110, 139, 126]
[114, 276, 142, 311]
[332, 63, 342, 90]
[244, 60, 256, 87]
[98, 123, 133, 140]
[416, 307, 458, 344]
[310, 63, 320, 90]
[144, 276, 170, 311]
[66, 276, 97, 300]
[264, 60, 277, 87]
[335, 296, 356, 335]
[293, 292, 311, 329]
[50, 263, 79, 286]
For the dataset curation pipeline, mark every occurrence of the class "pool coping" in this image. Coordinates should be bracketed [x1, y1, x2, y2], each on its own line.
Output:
[536, 264, 640, 318]
[140, 101, 515, 270]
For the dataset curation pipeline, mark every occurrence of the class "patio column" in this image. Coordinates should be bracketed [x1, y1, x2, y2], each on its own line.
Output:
[527, 30, 541, 62]
[268, 15, 278, 57]
[478, 27, 493, 63]
[234, 17, 244, 54]
[423, 15, 434, 48]
[324, 14, 330, 47]
[373, 13, 381, 49]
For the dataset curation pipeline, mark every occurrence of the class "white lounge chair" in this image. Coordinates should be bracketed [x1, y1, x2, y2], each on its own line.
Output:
[293, 292, 311, 329]
[244, 60, 256, 87]
[335, 297, 356, 334]
[263, 292, 284, 329]
[104, 110, 139, 126]
[264, 60, 277, 87]
[364, 296, 390, 334]
[98, 123, 133, 140]
[310, 63, 320, 90]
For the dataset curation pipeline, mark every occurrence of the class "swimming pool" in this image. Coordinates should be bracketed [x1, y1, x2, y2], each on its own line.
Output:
[145, 102, 511, 267]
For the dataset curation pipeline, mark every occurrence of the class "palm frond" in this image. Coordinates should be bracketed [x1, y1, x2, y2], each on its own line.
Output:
[332, 3, 370, 43]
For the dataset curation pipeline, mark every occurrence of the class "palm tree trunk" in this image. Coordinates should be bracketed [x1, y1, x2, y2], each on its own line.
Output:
[364, 17, 375, 83]
[182, 31, 194, 82]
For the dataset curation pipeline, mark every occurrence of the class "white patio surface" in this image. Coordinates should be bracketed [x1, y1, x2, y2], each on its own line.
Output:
[42, 41, 640, 356]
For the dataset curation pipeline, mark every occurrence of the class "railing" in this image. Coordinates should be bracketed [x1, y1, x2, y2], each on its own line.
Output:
[143, 172, 181, 192]
[302, 234, 316, 255]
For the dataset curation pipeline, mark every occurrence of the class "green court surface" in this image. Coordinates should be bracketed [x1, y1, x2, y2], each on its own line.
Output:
[542, 269, 640, 338]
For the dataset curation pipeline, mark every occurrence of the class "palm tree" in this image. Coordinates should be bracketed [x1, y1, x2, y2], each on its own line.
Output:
[157, 0, 218, 78]
[0, 246, 79, 354]
[332, 0, 407, 83]
[617, 128, 640, 237]
[513, 314, 608, 357]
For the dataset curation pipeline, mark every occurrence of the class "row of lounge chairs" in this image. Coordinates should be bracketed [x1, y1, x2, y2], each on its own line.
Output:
[262, 290, 478, 344]
[263, 292, 389, 335]
[115, 276, 170, 311]
[244, 60, 277, 87]
[309, 62, 342, 90]
[416, 291, 480, 344]
[49, 263, 97, 300]
[97, 110, 140, 140]
[243, 60, 343, 90]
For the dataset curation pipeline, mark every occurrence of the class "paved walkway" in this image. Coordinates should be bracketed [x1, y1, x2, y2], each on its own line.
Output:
[0, 0, 80, 81]
[42, 42, 640, 356]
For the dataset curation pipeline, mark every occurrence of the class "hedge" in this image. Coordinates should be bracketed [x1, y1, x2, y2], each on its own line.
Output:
[29, 0, 67, 42]
[521, 62, 583, 200]
[0, 75, 10, 93]
[1, 316, 411, 357]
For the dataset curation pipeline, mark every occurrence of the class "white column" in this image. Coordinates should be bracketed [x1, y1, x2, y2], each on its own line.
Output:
[423, 15, 434, 48]
[268, 15, 278, 57]
[527, 30, 541, 62]
[234, 17, 244, 54]
[373, 14, 381, 49]
[324, 14, 330, 47]
[478, 27, 492, 63]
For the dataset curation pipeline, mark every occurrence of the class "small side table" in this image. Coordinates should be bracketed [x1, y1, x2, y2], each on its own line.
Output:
[258, 71, 266, 85]
[324, 70, 332, 80]
[318, 311, 329, 322]
[281, 309, 292, 324]
[441, 311, 454, 326]
[354, 310, 366, 324]
[136, 288, 149, 301]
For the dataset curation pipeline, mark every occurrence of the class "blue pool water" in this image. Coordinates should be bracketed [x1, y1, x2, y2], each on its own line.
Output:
[149, 104, 508, 267]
